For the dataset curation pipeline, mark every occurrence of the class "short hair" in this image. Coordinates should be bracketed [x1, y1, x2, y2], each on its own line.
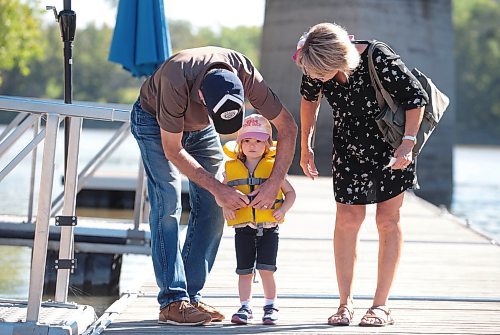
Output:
[297, 23, 360, 77]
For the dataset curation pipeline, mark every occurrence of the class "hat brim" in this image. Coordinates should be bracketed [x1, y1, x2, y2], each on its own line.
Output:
[237, 132, 270, 142]
[212, 109, 244, 135]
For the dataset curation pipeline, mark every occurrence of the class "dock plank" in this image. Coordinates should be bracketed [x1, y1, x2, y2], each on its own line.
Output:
[97, 176, 500, 334]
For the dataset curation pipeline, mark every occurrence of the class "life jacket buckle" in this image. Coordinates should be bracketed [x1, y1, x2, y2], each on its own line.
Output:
[256, 224, 264, 236]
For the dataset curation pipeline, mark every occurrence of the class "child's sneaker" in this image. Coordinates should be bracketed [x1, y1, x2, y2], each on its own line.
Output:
[231, 306, 253, 325]
[262, 304, 279, 325]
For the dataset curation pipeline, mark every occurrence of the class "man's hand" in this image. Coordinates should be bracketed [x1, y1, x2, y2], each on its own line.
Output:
[300, 148, 319, 179]
[248, 178, 281, 210]
[214, 183, 250, 210]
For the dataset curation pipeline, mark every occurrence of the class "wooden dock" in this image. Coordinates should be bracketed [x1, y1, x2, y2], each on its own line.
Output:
[90, 176, 500, 334]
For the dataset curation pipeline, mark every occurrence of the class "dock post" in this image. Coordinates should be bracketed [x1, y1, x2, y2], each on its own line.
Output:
[55, 116, 83, 303]
[26, 113, 60, 322]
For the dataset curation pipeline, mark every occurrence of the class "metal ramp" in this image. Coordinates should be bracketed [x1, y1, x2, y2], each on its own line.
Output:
[0, 95, 139, 334]
[0, 299, 96, 335]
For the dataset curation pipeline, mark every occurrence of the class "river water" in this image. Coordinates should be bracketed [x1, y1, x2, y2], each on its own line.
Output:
[0, 128, 499, 314]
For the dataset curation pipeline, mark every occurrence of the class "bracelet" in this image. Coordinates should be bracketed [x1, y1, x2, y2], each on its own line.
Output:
[402, 135, 417, 144]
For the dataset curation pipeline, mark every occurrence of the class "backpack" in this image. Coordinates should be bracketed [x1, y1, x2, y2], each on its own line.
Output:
[367, 40, 450, 157]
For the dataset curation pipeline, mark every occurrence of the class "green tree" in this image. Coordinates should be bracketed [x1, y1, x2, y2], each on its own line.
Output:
[0, 24, 141, 104]
[0, 0, 43, 85]
[73, 24, 141, 103]
[216, 26, 262, 66]
[0, 19, 262, 106]
[453, 0, 500, 135]
[0, 24, 63, 98]
[169, 20, 262, 66]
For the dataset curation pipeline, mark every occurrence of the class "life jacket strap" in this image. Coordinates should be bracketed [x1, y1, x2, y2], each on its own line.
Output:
[227, 177, 267, 187]
[270, 199, 284, 209]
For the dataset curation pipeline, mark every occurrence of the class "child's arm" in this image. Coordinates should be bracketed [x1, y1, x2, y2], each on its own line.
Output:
[272, 178, 296, 221]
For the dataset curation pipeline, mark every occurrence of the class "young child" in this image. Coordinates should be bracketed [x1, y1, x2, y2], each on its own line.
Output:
[222, 114, 296, 325]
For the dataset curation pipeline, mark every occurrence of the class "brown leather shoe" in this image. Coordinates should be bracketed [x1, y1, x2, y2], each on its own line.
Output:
[158, 300, 211, 326]
[192, 301, 225, 322]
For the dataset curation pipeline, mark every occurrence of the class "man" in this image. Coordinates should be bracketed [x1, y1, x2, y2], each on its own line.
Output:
[130, 46, 297, 326]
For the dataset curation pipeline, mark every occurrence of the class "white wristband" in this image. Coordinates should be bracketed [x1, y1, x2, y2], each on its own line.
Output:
[402, 135, 417, 144]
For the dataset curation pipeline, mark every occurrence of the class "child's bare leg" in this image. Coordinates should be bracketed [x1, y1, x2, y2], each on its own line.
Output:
[259, 269, 279, 325]
[238, 274, 254, 302]
[258, 269, 276, 300]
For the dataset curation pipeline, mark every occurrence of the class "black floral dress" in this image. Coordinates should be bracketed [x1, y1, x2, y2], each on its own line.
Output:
[300, 41, 428, 204]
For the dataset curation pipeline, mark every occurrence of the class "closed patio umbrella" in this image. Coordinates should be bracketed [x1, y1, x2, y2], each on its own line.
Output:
[109, 0, 172, 77]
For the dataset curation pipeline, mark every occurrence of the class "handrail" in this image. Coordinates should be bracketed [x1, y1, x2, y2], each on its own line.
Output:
[0, 95, 147, 323]
[0, 95, 130, 122]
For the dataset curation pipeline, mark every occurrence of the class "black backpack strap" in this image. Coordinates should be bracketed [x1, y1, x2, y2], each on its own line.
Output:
[367, 40, 398, 113]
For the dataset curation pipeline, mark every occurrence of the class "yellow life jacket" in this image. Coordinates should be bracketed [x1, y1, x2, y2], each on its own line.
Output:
[223, 141, 284, 226]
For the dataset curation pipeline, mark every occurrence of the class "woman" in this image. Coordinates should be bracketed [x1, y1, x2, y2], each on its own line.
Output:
[294, 23, 428, 327]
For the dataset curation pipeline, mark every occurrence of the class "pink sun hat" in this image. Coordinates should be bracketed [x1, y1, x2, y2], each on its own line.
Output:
[236, 114, 272, 142]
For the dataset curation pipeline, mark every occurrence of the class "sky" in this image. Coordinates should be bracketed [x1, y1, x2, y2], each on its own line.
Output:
[41, 0, 266, 29]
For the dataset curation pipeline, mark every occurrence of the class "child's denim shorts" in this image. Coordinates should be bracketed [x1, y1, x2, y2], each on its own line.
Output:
[234, 225, 279, 275]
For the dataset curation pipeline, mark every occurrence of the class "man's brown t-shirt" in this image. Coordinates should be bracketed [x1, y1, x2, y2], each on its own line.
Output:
[139, 46, 283, 133]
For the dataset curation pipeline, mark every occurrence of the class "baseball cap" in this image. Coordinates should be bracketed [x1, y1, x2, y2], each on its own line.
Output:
[237, 114, 272, 143]
[200, 68, 245, 134]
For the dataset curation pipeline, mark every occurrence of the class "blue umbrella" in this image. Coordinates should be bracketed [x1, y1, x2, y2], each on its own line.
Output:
[109, 0, 172, 77]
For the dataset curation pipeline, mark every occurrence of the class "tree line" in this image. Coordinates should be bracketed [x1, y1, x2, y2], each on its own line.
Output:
[0, 0, 499, 141]
[0, 20, 260, 105]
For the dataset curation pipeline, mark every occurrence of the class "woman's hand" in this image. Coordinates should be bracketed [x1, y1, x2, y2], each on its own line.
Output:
[392, 140, 414, 170]
[300, 148, 319, 179]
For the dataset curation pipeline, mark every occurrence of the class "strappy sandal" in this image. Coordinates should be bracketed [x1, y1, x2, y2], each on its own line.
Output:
[359, 305, 394, 327]
[327, 304, 354, 326]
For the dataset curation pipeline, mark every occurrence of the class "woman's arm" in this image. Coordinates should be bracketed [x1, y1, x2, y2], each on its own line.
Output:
[371, 44, 428, 170]
[392, 106, 424, 169]
[300, 97, 321, 179]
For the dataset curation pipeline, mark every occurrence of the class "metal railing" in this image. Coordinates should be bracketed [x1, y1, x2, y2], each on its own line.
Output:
[0, 95, 147, 323]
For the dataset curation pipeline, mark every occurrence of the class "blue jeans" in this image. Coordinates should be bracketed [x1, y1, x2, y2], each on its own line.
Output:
[130, 99, 224, 309]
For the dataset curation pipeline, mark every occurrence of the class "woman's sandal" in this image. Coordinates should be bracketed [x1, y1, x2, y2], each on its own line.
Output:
[327, 304, 354, 326]
[359, 305, 394, 327]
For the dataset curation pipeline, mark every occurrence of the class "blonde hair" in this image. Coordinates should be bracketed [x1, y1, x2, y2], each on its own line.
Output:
[296, 23, 360, 76]
[237, 138, 273, 163]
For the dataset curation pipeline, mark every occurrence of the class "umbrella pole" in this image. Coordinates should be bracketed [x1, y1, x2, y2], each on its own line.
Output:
[59, 0, 76, 155]
[47, 2, 76, 162]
